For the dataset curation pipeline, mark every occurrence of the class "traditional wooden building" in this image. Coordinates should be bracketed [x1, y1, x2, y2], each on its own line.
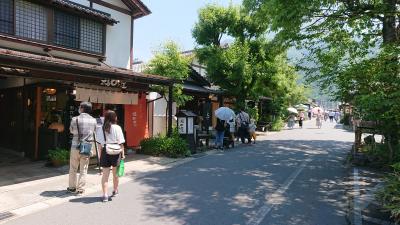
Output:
[0, 0, 174, 159]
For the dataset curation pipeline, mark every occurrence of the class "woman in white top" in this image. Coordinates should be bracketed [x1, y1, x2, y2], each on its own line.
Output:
[316, 110, 323, 129]
[97, 110, 125, 202]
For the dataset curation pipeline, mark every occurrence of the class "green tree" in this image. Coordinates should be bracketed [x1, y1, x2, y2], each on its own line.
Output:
[193, 4, 306, 114]
[244, 0, 400, 153]
[145, 41, 192, 106]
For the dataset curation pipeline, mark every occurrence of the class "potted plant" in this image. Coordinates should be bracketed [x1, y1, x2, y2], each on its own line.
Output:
[48, 148, 70, 167]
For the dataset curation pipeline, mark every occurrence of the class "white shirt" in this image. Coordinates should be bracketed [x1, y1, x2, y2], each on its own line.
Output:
[329, 111, 335, 117]
[96, 124, 125, 145]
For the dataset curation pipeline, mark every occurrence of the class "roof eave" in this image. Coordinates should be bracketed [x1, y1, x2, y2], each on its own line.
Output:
[0, 49, 173, 86]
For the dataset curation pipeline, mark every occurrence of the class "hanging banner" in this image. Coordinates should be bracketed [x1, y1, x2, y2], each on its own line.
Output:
[124, 95, 148, 147]
[75, 87, 138, 105]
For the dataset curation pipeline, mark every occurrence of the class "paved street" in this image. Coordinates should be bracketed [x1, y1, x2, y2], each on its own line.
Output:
[4, 120, 354, 225]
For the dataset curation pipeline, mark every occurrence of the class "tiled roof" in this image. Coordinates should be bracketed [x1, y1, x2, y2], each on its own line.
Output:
[50, 0, 118, 24]
[0, 48, 173, 85]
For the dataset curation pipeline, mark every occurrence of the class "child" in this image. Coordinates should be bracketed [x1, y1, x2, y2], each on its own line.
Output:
[249, 119, 257, 144]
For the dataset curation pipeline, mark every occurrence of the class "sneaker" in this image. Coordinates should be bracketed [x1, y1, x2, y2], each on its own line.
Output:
[102, 196, 109, 202]
[112, 190, 119, 197]
[67, 187, 76, 193]
[76, 189, 85, 195]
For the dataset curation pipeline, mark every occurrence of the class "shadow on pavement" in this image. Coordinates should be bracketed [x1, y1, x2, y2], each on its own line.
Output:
[132, 138, 352, 225]
[40, 190, 71, 198]
[69, 196, 103, 204]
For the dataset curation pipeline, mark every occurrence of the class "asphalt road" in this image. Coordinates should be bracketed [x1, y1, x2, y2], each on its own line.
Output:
[5, 120, 354, 225]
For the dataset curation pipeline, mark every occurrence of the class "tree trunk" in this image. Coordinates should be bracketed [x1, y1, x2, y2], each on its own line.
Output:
[382, 0, 398, 44]
[388, 136, 394, 163]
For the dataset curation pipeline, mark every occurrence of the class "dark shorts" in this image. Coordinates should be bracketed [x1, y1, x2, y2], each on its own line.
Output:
[100, 148, 121, 168]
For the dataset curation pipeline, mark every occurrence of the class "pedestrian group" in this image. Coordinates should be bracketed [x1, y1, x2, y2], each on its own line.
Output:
[67, 102, 125, 202]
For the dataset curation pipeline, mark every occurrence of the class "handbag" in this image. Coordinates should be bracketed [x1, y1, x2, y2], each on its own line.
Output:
[102, 127, 122, 155]
[76, 118, 92, 156]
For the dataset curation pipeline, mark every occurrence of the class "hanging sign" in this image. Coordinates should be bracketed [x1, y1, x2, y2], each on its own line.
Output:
[100, 79, 127, 89]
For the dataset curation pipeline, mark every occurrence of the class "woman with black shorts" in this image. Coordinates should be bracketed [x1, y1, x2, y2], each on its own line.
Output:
[97, 110, 125, 202]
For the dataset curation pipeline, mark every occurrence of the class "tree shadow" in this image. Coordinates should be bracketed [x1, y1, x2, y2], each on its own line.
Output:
[132, 138, 353, 225]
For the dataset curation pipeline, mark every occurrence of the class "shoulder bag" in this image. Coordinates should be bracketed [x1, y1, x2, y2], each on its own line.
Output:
[76, 118, 92, 156]
[102, 127, 122, 155]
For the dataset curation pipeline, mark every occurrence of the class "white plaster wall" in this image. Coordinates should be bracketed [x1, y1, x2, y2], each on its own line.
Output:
[153, 116, 167, 136]
[153, 98, 177, 116]
[152, 98, 177, 136]
[93, 4, 132, 68]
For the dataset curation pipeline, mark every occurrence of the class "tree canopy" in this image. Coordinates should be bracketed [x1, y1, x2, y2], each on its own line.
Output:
[192, 4, 307, 115]
[144, 41, 192, 106]
[243, 0, 400, 158]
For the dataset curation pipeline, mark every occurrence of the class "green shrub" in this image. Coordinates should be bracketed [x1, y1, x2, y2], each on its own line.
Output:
[139, 135, 190, 158]
[48, 148, 69, 162]
[139, 137, 163, 156]
[270, 118, 285, 131]
[161, 137, 191, 158]
[377, 162, 400, 223]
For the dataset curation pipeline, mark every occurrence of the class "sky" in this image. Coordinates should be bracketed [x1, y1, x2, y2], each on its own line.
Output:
[133, 0, 242, 62]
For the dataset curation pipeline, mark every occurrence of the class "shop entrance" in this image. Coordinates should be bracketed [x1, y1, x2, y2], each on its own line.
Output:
[0, 84, 36, 158]
[0, 77, 75, 160]
[0, 88, 23, 152]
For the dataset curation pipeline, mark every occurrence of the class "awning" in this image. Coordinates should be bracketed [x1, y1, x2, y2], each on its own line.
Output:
[183, 83, 222, 95]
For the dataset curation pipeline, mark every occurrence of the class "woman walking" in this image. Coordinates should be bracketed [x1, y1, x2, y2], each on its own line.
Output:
[298, 111, 304, 129]
[316, 110, 323, 129]
[98, 110, 125, 202]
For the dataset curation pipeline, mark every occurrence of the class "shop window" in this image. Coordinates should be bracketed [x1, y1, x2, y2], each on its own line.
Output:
[80, 18, 103, 54]
[15, 0, 48, 41]
[0, 0, 14, 35]
[54, 10, 80, 49]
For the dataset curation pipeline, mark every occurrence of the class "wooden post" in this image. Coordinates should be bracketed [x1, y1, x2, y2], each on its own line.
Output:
[218, 94, 224, 107]
[167, 84, 173, 137]
[34, 87, 42, 160]
[21, 79, 26, 156]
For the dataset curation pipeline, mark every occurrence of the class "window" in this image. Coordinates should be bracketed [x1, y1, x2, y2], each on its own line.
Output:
[0, 0, 14, 35]
[15, 0, 47, 41]
[80, 18, 103, 53]
[54, 10, 79, 49]
[1, 0, 105, 54]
